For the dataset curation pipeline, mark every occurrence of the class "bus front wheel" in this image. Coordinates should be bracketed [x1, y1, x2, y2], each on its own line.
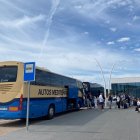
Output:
[48, 105, 55, 119]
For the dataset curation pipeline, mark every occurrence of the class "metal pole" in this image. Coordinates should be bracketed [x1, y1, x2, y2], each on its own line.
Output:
[108, 63, 115, 95]
[94, 58, 107, 106]
[26, 81, 30, 131]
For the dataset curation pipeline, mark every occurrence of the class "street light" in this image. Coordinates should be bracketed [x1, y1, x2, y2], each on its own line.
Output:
[108, 63, 116, 95]
[94, 59, 123, 107]
[108, 60, 123, 95]
[94, 58, 107, 106]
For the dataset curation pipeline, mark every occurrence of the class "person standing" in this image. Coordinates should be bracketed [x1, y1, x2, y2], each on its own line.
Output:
[116, 95, 121, 109]
[94, 96, 97, 108]
[87, 93, 92, 109]
[137, 98, 140, 112]
[98, 93, 104, 110]
[108, 94, 113, 109]
[83, 94, 86, 107]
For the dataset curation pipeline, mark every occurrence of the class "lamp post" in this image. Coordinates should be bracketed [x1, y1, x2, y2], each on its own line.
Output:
[94, 58, 107, 106]
[108, 60, 123, 95]
[94, 59, 123, 107]
[108, 63, 116, 95]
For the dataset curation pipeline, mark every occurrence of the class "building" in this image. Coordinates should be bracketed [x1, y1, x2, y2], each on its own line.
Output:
[111, 77, 140, 97]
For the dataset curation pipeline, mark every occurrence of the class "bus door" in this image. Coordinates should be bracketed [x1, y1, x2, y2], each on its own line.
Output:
[67, 86, 78, 110]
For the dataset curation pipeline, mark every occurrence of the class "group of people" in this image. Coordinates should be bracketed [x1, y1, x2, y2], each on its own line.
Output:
[108, 94, 130, 109]
[83, 92, 140, 112]
[83, 93, 105, 110]
[108, 94, 132, 109]
[108, 93, 140, 112]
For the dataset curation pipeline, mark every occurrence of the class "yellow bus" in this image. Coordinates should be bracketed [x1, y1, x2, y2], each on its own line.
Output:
[0, 61, 84, 119]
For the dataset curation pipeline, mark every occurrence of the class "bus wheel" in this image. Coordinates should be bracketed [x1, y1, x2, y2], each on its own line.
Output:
[48, 105, 55, 119]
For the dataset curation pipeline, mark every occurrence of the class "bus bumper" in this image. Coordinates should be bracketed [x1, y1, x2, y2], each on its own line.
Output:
[0, 110, 24, 119]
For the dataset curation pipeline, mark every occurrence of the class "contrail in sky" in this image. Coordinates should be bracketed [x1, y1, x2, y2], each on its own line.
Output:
[38, 0, 60, 60]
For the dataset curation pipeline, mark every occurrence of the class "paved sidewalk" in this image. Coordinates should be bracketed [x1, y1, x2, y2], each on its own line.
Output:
[0, 107, 140, 140]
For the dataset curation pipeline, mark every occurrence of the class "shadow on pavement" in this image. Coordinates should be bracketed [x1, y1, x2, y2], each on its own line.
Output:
[37, 108, 108, 126]
[0, 108, 108, 128]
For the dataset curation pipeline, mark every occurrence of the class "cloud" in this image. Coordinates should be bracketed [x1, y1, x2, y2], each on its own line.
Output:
[0, 0, 140, 86]
[0, 0, 28, 15]
[0, 14, 46, 28]
[107, 41, 115, 45]
[117, 37, 130, 42]
[37, 40, 138, 86]
[83, 31, 89, 35]
[134, 48, 140, 52]
[110, 27, 117, 32]
[65, 0, 140, 36]
[0, 33, 41, 49]
[133, 15, 140, 21]
[74, 5, 83, 9]
[38, 40, 125, 72]
[120, 46, 126, 50]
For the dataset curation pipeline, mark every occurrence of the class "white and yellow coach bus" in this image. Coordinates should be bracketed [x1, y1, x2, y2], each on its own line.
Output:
[0, 61, 84, 119]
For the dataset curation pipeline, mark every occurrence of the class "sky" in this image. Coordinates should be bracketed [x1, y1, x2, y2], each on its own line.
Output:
[0, 0, 140, 88]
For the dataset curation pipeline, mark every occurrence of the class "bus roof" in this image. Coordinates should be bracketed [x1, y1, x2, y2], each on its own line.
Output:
[0, 61, 79, 81]
[0, 61, 22, 65]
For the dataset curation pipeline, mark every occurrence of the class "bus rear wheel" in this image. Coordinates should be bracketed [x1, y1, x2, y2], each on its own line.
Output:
[48, 105, 55, 119]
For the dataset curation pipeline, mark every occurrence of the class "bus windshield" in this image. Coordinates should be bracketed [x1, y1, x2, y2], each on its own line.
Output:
[0, 66, 17, 83]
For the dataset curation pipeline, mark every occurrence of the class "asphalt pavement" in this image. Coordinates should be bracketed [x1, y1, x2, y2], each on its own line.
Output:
[0, 107, 140, 140]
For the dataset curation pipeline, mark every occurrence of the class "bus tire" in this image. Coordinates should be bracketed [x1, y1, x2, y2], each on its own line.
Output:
[48, 105, 55, 119]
